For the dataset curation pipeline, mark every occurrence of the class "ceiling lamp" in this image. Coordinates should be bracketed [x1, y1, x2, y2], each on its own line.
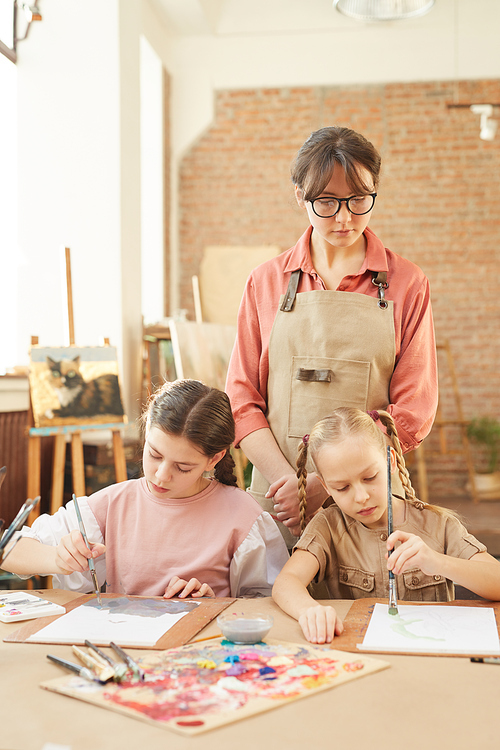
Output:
[333, 0, 435, 22]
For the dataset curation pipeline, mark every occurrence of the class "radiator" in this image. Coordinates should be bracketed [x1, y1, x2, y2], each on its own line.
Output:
[0, 410, 28, 527]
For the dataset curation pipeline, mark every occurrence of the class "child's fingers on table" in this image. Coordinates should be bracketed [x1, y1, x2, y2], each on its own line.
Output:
[191, 583, 215, 598]
[299, 606, 336, 644]
[178, 578, 206, 598]
[163, 576, 187, 598]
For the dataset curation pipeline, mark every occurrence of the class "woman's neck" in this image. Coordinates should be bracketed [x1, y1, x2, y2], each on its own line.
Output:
[310, 232, 367, 291]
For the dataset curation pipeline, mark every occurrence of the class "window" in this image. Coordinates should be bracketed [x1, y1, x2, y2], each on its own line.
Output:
[0, 1, 16, 63]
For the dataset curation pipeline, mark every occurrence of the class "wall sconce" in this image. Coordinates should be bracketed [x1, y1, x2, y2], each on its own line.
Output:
[470, 105, 498, 142]
[15, 1, 42, 45]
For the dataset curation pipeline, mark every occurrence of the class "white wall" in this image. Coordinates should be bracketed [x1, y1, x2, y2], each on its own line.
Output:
[14, 0, 172, 421]
[16, 1, 122, 361]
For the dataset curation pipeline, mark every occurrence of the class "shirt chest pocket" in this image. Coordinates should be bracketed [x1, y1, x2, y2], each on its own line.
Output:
[288, 356, 371, 438]
[338, 565, 375, 597]
[403, 568, 449, 602]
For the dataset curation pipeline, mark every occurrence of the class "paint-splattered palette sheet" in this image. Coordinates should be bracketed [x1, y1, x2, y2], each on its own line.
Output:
[40, 639, 389, 735]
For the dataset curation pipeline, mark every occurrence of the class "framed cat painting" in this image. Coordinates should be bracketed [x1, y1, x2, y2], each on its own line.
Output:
[29, 346, 127, 428]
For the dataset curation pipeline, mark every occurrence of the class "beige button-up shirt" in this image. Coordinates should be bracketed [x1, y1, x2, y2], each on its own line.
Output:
[295, 501, 486, 602]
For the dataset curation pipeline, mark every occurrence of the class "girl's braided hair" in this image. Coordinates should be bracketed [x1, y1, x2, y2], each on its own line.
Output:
[297, 407, 452, 535]
[142, 379, 237, 487]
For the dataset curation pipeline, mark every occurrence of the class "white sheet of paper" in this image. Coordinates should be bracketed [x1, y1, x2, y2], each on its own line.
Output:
[357, 603, 500, 655]
[27, 597, 200, 647]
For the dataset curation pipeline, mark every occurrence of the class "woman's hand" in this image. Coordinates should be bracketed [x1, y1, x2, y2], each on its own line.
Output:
[386, 530, 441, 576]
[267, 473, 328, 536]
[54, 530, 106, 575]
[163, 576, 215, 599]
[298, 604, 343, 644]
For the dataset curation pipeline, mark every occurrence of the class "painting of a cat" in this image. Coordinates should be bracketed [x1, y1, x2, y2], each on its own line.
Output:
[28, 345, 127, 428]
[45, 356, 124, 419]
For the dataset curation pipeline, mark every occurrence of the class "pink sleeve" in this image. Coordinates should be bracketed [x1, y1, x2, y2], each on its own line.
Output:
[226, 274, 272, 447]
[386, 275, 438, 452]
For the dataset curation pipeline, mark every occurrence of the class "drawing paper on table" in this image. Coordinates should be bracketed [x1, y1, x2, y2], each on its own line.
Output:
[357, 603, 500, 655]
[26, 597, 200, 647]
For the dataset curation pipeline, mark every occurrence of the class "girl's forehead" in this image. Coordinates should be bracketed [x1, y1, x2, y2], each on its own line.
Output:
[145, 426, 207, 460]
[315, 435, 382, 468]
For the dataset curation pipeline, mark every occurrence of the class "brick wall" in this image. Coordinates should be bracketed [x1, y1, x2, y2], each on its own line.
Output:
[178, 80, 500, 500]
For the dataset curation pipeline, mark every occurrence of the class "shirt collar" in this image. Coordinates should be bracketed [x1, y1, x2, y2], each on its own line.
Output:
[283, 225, 388, 278]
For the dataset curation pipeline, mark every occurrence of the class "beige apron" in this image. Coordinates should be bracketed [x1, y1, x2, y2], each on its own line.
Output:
[250, 270, 396, 548]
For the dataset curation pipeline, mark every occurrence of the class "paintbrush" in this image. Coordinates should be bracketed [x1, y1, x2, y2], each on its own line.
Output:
[0, 495, 40, 565]
[387, 446, 398, 616]
[72, 645, 115, 683]
[110, 641, 145, 682]
[72, 494, 102, 607]
[84, 639, 128, 682]
[47, 654, 105, 684]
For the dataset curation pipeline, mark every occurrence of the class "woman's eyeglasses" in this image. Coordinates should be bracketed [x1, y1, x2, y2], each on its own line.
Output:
[309, 193, 377, 218]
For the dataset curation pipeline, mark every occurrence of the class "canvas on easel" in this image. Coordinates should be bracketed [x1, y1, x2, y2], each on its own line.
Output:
[29, 345, 126, 429]
[26, 248, 129, 522]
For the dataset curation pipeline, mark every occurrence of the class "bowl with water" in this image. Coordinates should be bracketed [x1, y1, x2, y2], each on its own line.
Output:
[217, 612, 274, 644]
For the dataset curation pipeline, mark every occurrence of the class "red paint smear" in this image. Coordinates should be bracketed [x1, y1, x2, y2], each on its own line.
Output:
[176, 720, 205, 727]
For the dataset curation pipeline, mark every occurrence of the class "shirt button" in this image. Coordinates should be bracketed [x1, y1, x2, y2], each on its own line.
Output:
[380, 533, 388, 542]
[411, 577, 419, 586]
[433, 575, 442, 581]
[341, 572, 348, 582]
[362, 578, 369, 587]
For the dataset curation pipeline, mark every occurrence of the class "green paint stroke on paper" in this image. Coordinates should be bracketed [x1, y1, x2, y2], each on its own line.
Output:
[389, 613, 445, 642]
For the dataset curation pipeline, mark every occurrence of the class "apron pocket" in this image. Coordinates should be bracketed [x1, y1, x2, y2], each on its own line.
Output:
[288, 356, 371, 438]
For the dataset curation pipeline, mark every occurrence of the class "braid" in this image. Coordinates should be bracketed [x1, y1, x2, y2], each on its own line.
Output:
[213, 451, 238, 487]
[377, 411, 418, 504]
[296, 440, 309, 534]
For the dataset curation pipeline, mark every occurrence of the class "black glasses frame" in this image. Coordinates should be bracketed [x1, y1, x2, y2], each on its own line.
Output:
[310, 193, 377, 218]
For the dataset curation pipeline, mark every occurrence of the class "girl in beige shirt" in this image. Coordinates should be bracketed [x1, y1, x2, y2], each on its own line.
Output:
[272, 407, 500, 644]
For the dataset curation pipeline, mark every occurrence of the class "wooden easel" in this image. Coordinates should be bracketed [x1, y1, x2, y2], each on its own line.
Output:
[27, 248, 128, 525]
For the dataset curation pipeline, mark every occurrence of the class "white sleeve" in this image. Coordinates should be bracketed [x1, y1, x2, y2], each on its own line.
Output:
[17, 497, 106, 593]
[229, 512, 290, 598]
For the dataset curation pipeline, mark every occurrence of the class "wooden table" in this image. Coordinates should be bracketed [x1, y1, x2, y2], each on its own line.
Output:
[1, 591, 498, 750]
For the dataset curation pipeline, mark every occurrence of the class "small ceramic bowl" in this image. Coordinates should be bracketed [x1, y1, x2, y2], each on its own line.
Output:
[217, 612, 274, 644]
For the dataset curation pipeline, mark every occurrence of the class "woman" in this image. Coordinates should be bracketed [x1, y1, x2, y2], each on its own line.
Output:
[226, 126, 438, 548]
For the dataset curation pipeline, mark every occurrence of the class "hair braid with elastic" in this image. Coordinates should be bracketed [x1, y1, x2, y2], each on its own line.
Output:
[377, 411, 418, 504]
[214, 450, 238, 487]
[296, 441, 309, 534]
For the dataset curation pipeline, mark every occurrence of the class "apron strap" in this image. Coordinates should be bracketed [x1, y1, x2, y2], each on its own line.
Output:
[280, 269, 301, 312]
[282, 269, 389, 311]
[371, 271, 389, 310]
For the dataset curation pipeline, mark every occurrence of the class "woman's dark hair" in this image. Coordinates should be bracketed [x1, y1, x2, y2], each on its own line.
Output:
[291, 126, 382, 202]
[143, 379, 237, 487]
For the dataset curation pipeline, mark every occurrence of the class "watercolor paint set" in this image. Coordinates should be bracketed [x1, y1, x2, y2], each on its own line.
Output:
[0, 592, 65, 623]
